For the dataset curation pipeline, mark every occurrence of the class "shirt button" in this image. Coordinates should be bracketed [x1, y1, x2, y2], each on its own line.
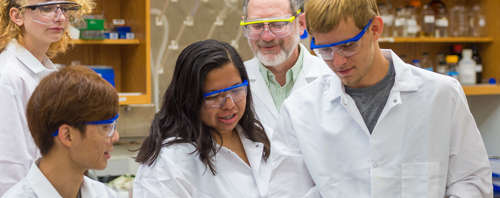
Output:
[255, 144, 260, 148]
[393, 99, 397, 103]
[279, 88, 284, 93]
[373, 163, 378, 168]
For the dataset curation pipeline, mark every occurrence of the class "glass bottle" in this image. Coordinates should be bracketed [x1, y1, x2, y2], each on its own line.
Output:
[405, 6, 418, 38]
[420, 4, 435, 37]
[469, 4, 487, 37]
[379, 3, 394, 38]
[429, 0, 446, 14]
[421, 52, 434, 71]
[412, 59, 422, 68]
[449, 3, 468, 37]
[436, 60, 448, 75]
[393, 7, 406, 37]
[434, 5, 448, 38]
[472, 45, 483, 84]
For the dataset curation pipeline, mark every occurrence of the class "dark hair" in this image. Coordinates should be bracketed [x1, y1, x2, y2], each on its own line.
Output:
[135, 39, 270, 175]
[26, 65, 119, 156]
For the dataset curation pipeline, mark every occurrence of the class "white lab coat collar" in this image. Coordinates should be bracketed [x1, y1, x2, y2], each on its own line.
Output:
[27, 159, 99, 198]
[247, 43, 326, 118]
[6, 41, 56, 74]
[328, 49, 419, 102]
[27, 160, 62, 198]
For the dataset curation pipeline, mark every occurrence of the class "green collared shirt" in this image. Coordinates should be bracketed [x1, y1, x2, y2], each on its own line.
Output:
[259, 45, 304, 113]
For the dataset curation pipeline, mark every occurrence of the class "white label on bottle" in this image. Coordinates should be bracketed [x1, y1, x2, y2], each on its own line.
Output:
[436, 19, 449, 27]
[382, 15, 394, 26]
[395, 18, 405, 27]
[424, 15, 435, 23]
[479, 19, 486, 27]
[119, 97, 127, 102]
[408, 26, 418, 33]
[407, 19, 417, 26]
[476, 64, 483, 72]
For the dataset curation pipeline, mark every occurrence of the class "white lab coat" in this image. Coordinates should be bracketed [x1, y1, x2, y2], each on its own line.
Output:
[0, 42, 57, 196]
[244, 43, 331, 129]
[2, 160, 121, 198]
[133, 125, 271, 198]
[269, 50, 493, 198]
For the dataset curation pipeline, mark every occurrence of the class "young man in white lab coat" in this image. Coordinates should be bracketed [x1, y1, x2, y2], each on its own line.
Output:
[3, 66, 121, 197]
[240, 0, 331, 129]
[269, 0, 493, 197]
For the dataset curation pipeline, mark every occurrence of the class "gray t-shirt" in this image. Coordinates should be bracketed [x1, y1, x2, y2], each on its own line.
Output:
[345, 59, 395, 134]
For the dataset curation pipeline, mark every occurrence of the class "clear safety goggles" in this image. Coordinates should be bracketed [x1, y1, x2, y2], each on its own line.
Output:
[240, 10, 301, 40]
[310, 20, 372, 61]
[20, 1, 81, 25]
[51, 114, 119, 138]
[203, 80, 248, 108]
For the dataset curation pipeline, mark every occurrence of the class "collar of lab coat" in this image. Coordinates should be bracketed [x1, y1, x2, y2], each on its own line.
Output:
[28, 159, 62, 198]
[327, 49, 419, 101]
[27, 159, 98, 198]
[235, 125, 264, 176]
[6, 41, 56, 74]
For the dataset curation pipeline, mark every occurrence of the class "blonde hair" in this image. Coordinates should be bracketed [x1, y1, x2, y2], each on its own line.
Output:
[0, 0, 95, 58]
[305, 0, 378, 34]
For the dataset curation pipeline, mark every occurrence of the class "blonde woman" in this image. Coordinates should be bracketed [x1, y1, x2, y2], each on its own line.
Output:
[0, 0, 94, 195]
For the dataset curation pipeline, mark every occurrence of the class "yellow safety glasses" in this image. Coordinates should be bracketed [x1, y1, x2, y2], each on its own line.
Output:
[240, 10, 301, 40]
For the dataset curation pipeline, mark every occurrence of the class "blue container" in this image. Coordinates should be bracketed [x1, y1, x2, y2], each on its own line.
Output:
[88, 66, 115, 87]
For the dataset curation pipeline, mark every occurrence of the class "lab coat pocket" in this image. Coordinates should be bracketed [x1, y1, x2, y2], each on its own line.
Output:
[401, 162, 440, 198]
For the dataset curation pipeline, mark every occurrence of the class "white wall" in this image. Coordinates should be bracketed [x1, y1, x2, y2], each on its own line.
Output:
[468, 95, 500, 156]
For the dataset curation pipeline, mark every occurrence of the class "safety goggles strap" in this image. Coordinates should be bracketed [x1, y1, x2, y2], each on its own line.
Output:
[87, 114, 119, 125]
[203, 80, 248, 97]
[240, 9, 301, 26]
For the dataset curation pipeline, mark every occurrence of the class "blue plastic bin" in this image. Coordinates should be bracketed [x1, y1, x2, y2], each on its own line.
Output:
[88, 66, 115, 87]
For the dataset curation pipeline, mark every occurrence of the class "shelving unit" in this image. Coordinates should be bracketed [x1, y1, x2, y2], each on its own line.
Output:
[73, 39, 141, 45]
[53, 0, 151, 105]
[377, 0, 500, 96]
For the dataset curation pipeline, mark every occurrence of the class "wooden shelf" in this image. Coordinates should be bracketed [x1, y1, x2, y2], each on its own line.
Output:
[73, 39, 140, 45]
[378, 37, 494, 43]
[118, 94, 150, 105]
[463, 85, 500, 96]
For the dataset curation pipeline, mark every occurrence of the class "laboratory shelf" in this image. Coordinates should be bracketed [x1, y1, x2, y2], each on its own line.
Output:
[378, 37, 494, 43]
[463, 85, 500, 96]
[73, 39, 140, 45]
[118, 93, 150, 105]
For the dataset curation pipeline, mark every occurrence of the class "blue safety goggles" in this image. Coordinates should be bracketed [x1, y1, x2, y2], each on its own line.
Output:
[310, 20, 372, 60]
[51, 114, 119, 137]
[203, 80, 248, 108]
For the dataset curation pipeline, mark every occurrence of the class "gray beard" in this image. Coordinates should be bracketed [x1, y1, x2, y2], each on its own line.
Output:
[249, 30, 300, 67]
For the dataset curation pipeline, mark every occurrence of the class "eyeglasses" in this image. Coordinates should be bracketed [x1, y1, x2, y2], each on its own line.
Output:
[51, 114, 119, 138]
[21, 1, 81, 25]
[203, 80, 248, 108]
[240, 10, 301, 40]
[310, 20, 372, 61]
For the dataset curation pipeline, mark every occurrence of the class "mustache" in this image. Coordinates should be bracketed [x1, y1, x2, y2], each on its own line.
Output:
[256, 39, 284, 48]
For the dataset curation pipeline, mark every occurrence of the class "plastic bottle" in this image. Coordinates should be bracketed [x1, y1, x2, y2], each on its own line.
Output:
[434, 5, 448, 38]
[421, 52, 434, 71]
[420, 4, 435, 37]
[446, 55, 459, 79]
[469, 4, 487, 37]
[412, 59, 422, 68]
[405, 6, 418, 37]
[436, 60, 448, 75]
[429, 0, 446, 14]
[458, 49, 476, 85]
[393, 7, 405, 37]
[379, 3, 394, 38]
[448, 3, 468, 37]
[472, 45, 482, 84]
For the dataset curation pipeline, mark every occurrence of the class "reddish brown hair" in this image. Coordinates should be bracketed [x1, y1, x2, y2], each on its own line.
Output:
[26, 65, 118, 156]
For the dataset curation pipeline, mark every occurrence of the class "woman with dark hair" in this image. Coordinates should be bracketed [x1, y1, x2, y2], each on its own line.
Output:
[133, 39, 271, 198]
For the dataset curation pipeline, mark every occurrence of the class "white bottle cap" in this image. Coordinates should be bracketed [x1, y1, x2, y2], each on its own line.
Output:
[462, 49, 473, 58]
